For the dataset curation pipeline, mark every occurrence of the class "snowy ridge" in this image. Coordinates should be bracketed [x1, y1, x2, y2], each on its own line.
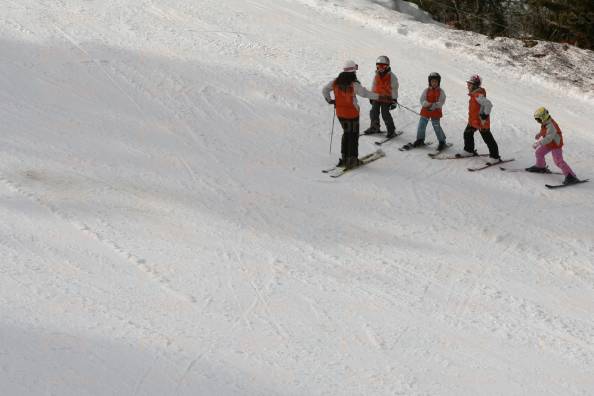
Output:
[1, 0, 594, 395]
[298, 0, 594, 100]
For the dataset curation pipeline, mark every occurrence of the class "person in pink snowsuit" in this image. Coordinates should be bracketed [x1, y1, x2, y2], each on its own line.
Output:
[526, 107, 578, 184]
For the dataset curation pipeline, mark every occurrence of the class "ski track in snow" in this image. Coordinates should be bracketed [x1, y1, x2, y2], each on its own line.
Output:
[1, 0, 594, 394]
[0, 175, 197, 304]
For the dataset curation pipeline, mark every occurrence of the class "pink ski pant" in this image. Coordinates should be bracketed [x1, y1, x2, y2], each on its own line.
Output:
[535, 145, 575, 176]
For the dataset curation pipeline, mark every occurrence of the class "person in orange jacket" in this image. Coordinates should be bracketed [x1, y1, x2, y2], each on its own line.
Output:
[322, 60, 391, 168]
[459, 74, 500, 159]
[526, 107, 579, 184]
[414, 72, 447, 151]
[363, 55, 399, 138]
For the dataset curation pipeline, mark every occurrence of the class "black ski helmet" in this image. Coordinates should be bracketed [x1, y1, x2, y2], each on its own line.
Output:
[428, 72, 441, 86]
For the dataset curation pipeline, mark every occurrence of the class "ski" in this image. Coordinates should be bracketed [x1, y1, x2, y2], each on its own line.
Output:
[499, 167, 562, 175]
[545, 179, 589, 189]
[430, 152, 489, 160]
[398, 141, 433, 152]
[328, 149, 385, 178]
[427, 143, 453, 157]
[360, 130, 386, 137]
[374, 131, 404, 146]
[323, 150, 380, 174]
[468, 158, 514, 172]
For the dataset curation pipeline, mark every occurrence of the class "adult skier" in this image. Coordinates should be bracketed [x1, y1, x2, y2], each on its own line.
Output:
[412, 72, 447, 151]
[322, 60, 391, 169]
[459, 74, 500, 159]
[363, 56, 399, 138]
[526, 107, 579, 184]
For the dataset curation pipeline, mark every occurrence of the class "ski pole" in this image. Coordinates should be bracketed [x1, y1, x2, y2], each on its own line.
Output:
[398, 103, 422, 116]
[329, 108, 336, 154]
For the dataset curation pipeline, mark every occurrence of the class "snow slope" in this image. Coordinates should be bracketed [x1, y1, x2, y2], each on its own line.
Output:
[1, 0, 593, 394]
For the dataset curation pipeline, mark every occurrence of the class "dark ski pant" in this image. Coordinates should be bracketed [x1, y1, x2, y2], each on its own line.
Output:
[463, 125, 499, 158]
[369, 101, 395, 133]
[338, 116, 359, 159]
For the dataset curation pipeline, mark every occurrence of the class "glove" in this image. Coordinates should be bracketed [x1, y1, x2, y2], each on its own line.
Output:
[389, 99, 398, 110]
[479, 113, 488, 127]
[369, 99, 375, 105]
[429, 103, 438, 111]
[532, 141, 540, 149]
[326, 99, 335, 105]
[378, 95, 392, 104]
[534, 133, 541, 140]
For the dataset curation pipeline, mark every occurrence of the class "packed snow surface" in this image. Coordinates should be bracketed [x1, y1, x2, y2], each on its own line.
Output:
[1, 0, 593, 394]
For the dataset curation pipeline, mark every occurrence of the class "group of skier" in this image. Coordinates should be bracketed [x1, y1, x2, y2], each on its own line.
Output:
[322, 56, 580, 185]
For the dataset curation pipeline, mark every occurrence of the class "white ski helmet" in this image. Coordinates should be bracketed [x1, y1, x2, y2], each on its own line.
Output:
[376, 55, 390, 65]
[343, 60, 358, 72]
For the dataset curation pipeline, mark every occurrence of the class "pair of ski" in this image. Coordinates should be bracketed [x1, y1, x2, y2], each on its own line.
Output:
[430, 152, 589, 187]
[426, 149, 514, 171]
[499, 167, 589, 189]
[321, 149, 386, 178]
[399, 141, 456, 157]
[360, 130, 404, 146]
[433, 155, 588, 187]
[397, 140, 509, 171]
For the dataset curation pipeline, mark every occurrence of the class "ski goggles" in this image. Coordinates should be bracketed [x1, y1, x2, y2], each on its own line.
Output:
[376, 63, 389, 69]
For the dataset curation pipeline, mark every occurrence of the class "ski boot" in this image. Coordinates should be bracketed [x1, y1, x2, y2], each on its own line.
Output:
[563, 174, 579, 185]
[363, 127, 380, 135]
[455, 149, 478, 158]
[436, 141, 448, 152]
[525, 165, 549, 173]
[345, 157, 361, 169]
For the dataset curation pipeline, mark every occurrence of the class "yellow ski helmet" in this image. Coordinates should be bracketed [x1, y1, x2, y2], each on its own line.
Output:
[534, 107, 550, 122]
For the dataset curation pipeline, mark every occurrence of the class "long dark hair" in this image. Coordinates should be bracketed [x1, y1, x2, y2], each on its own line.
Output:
[335, 72, 358, 92]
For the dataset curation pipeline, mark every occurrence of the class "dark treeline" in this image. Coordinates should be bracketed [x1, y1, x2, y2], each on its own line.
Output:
[403, 0, 594, 49]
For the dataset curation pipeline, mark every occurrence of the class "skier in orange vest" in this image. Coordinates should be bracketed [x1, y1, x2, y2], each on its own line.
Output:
[322, 60, 391, 168]
[363, 56, 399, 138]
[459, 74, 500, 159]
[526, 107, 579, 184]
[414, 72, 447, 151]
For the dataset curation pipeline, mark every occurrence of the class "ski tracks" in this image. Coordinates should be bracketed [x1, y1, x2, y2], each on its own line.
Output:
[0, 175, 197, 305]
[229, 241, 291, 342]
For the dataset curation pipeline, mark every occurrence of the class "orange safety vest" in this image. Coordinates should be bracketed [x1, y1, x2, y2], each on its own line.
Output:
[468, 88, 490, 129]
[539, 118, 564, 149]
[333, 82, 359, 119]
[420, 88, 443, 119]
[373, 73, 392, 97]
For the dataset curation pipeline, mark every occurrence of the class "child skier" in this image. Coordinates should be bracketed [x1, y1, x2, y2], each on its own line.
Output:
[412, 72, 447, 151]
[322, 60, 391, 168]
[459, 74, 500, 159]
[526, 107, 579, 184]
[363, 56, 399, 138]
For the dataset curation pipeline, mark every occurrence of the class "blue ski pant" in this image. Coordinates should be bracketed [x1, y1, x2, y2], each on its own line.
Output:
[416, 116, 446, 143]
